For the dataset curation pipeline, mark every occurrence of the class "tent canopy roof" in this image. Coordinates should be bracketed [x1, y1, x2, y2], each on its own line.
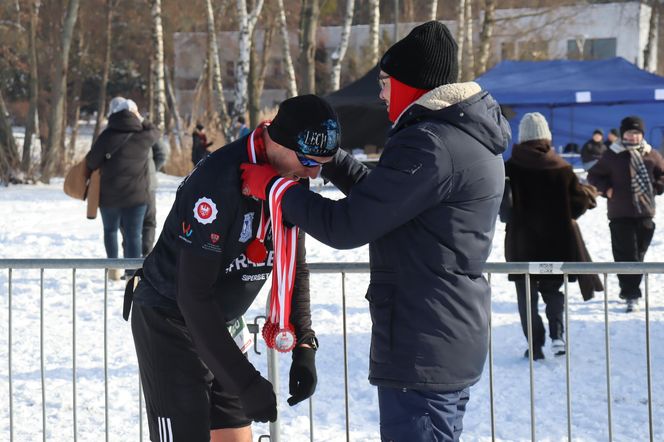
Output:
[476, 57, 664, 106]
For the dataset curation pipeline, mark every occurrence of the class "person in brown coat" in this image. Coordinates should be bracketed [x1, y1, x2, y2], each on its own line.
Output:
[505, 112, 599, 360]
[588, 116, 664, 312]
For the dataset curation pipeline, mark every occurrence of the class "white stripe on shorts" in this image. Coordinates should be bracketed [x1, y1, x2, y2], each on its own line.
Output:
[159, 416, 173, 442]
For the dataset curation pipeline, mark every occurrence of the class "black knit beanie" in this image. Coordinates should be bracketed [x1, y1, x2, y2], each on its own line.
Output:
[267, 95, 340, 157]
[620, 116, 645, 136]
[379, 21, 459, 89]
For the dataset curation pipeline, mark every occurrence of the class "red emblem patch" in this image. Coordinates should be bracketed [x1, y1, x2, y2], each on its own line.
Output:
[198, 202, 212, 219]
[210, 233, 220, 244]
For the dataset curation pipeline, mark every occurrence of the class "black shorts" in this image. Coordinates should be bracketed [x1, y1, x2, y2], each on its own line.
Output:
[131, 283, 251, 441]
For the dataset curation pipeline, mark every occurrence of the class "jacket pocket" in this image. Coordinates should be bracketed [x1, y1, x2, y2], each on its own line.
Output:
[365, 282, 394, 364]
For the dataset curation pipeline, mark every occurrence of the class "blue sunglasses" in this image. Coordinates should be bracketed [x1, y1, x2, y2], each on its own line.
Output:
[296, 152, 321, 167]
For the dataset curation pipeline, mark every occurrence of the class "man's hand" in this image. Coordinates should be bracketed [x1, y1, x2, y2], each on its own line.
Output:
[288, 346, 317, 406]
[240, 163, 281, 200]
[238, 374, 277, 423]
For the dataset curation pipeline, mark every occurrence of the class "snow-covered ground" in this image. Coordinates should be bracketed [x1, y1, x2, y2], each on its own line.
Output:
[1, 160, 663, 441]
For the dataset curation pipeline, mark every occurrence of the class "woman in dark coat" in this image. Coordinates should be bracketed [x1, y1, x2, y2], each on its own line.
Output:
[86, 98, 160, 279]
[505, 112, 598, 360]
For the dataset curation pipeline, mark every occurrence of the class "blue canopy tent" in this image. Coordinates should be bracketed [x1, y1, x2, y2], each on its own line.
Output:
[476, 58, 664, 164]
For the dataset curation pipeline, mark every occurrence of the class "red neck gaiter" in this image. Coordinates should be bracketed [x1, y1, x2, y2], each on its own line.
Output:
[388, 77, 429, 123]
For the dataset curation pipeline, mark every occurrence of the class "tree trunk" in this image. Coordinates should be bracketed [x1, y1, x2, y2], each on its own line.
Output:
[205, 0, 230, 129]
[456, 0, 465, 81]
[249, 22, 274, 127]
[41, 0, 80, 183]
[233, 0, 265, 119]
[476, 0, 496, 76]
[93, 0, 113, 141]
[0, 89, 20, 184]
[151, 0, 166, 132]
[190, 58, 209, 128]
[462, 0, 474, 81]
[164, 67, 184, 151]
[329, 0, 355, 91]
[276, 0, 297, 98]
[368, 0, 380, 66]
[22, 0, 40, 174]
[67, 25, 85, 165]
[643, 1, 658, 71]
[298, 0, 320, 95]
[426, 1, 438, 21]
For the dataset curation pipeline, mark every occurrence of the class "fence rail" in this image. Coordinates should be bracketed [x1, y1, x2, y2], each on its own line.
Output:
[0, 259, 662, 441]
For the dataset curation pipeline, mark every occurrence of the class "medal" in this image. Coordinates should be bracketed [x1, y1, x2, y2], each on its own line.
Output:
[274, 326, 297, 353]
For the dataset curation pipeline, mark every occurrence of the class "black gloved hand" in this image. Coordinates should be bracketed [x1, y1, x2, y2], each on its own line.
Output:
[238, 374, 277, 423]
[288, 346, 317, 406]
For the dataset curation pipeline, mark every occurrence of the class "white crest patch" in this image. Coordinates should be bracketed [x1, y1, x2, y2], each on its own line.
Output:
[193, 197, 218, 224]
[239, 212, 254, 243]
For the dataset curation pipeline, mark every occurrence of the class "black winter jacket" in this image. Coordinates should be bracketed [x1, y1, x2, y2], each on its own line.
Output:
[86, 110, 160, 208]
[281, 82, 510, 392]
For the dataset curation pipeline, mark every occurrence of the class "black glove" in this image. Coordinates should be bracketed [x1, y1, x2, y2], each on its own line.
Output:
[288, 346, 317, 406]
[238, 374, 277, 423]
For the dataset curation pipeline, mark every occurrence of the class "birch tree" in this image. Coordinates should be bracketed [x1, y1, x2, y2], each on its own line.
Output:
[276, 0, 297, 97]
[151, 0, 166, 132]
[368, 0, 380, 66]
[93, 0, 113, 141]
[22, 0, 40, 173]
[67, 24, 85, 164]
[205, 0, 230, 129]
[456, 0, 465, 81]
[426, 1, 438, 21]
[41, 0, 79, 182]
[233, 0, 264, 118]
[329, 0, 354, 91]
[475, 0, 495, 76]
[463, 0, 474, 80]
[643, 1, 658, 71]
[298, 0, 319, 95]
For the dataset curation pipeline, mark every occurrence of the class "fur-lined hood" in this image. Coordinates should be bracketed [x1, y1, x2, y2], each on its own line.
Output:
[390, 81, 510, 155]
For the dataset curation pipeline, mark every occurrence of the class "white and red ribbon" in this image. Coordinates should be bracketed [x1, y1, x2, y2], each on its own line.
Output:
[246, 124, 299, 352]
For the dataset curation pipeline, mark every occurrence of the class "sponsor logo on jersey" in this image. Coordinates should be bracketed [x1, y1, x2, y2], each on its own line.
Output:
[225, 251, 274, 273]
[182, 222, 192, 238]
[210, 233, 220, 244]
[193, 197, 218, 224]
[239, 212, 254, 243]
[241, 273, 269, 282]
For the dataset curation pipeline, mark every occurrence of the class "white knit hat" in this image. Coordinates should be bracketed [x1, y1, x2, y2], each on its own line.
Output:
[518, 112, 552, 143]
[108, 96, 127, 116]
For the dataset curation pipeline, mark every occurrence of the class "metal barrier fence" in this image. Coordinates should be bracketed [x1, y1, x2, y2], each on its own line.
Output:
[0, 259, 662, 441]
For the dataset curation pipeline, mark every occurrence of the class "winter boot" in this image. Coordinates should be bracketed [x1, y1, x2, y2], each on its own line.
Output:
[524, 347, 545, 361]
[108, 269, 122, 281]
[626, 299, 639, 313]
[551, 339, 566, 356]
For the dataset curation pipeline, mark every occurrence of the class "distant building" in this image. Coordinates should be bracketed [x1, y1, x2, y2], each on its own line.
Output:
[173, 2, 656, 119]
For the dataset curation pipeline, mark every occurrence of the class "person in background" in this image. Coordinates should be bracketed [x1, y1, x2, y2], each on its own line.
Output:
[604, 128, 619, 149]
[241, 21, 509, 442]
[235, 116, 251, 140]
[504, 112, 600, 360]
[588, 116, 664, 312]
[192, 123, 213, 167]
[127, 95, 334, 441]
[142, 139, 169, 256]
[86, 97, 160, 280]
[580, 128, 607, 170]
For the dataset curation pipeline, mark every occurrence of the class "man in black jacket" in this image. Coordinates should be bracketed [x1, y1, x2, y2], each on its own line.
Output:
[241, 22, 509, 442]
[129, 95, 338, 441]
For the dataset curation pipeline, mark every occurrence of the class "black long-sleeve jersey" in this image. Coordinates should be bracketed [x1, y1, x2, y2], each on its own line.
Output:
[136, 135, 313, 395]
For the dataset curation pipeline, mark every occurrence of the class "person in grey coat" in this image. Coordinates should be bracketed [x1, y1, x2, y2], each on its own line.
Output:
[240, 21, 509, 442]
